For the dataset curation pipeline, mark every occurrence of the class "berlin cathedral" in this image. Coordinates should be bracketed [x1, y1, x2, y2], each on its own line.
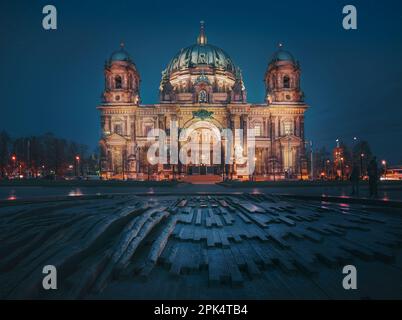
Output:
[98, 23, 309, 181]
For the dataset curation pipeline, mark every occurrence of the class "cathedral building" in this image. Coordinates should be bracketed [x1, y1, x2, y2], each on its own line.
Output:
[98, 23, 308, 180]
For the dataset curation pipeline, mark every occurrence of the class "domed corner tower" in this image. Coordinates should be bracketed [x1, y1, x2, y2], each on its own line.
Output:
[264, 44, 309, 180]
[98, 43, 141, 180]
[103, 43, 140, 105]
[159, 21, 246, 105]
[264, 44, 304, 104]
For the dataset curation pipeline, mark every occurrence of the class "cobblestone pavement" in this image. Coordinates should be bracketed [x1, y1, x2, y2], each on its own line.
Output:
[2, 182, 401, 201]
[1, 193, 402, 299]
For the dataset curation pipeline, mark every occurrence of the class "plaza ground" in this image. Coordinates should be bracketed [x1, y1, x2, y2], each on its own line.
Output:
[1, 180, 401, 299]
[1, 191, 402, 299]
[1, 180, 401, 201]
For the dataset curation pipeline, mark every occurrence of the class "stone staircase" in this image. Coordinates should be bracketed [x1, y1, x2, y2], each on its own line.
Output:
[181, 175, 222, 184]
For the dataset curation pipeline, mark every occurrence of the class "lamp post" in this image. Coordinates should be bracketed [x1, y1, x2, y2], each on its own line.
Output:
[360, 153, 365, 179]
[382, 160, 387, 180]
[75, 155, 80, 177]
[11, 155, 16, 177]
[309, 140, 313, 181]
[122, 151, 125, 181]
[340, 157, 344, 180]
[326, 159, 330, 180]
[148, 157, 153, 181]
[253, 157, 257, 181]
[287, 134, 291, 179]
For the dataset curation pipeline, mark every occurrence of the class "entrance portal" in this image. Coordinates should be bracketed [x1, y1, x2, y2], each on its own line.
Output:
[181, 120, 222, 179]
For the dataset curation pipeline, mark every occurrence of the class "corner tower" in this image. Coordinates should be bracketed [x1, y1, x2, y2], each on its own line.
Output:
[265, 44, 303, 104]
[98, 43, 140, 180]
[264, 44, 308, 179]
[103, 43, 140, 105]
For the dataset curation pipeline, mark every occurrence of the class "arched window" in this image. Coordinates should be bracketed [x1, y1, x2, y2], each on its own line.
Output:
[128, 74, 132, 89]
[283, 75, 290, 89]
[282, 120, 293, 136]
[253, 123, 262, 136]
[198, 90, 207, 103]
[114, 124, 123, 135]
[115, 76, 122, 89]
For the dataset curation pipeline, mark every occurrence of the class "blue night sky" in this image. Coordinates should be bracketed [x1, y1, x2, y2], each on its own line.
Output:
[1, 0, 402, 163]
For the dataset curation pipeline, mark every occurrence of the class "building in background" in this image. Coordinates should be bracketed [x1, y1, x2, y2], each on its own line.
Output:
[98, 23, 309, 180]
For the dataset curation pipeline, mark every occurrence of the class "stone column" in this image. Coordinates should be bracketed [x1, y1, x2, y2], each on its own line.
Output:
[276, 117, 281, 137]
[101, 116, 106, 135]
[130, 115, 136, 141]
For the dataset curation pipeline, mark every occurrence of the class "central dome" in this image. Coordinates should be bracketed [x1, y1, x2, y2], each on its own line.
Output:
[164, 22, 237, 76]
[159, 22, 246, 104]
[165, 43, 236, 75]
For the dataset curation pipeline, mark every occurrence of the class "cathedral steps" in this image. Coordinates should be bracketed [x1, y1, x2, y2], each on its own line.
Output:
[181, 175, 222, 185]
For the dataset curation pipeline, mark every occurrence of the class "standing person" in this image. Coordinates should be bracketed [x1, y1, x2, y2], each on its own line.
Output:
[350, 163, 360, 196]
[367, 157, 378, 198]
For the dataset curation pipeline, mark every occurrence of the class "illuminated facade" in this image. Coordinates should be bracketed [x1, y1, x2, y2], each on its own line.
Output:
[98, 23, 308, 180]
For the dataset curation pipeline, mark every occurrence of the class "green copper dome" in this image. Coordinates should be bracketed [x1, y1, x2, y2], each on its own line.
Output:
[166, 43, 236, 74]
[270, 44, 296, 64]
[109, 43, 132, 63]
[165, 22, 237, 75]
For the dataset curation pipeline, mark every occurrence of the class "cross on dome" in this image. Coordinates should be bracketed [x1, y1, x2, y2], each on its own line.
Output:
[197, 21, 207, 45]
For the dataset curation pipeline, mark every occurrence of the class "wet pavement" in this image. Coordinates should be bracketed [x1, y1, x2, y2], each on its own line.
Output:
[1, 182, 401, 201]
[1, 193, 402, 299]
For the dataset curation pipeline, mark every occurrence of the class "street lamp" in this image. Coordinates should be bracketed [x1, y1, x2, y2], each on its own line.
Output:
[75, 155, 80, 177]
[326, 159, 330, 179]
[122, 151, 126, 181]
[253, 157, 257, 181]
[382, 160, 387, 180]
[148, 157, 153, 181]
[304, 140, 313, 181]
[360, 153, 365, 179]
[340, 157, 344, 180]
[11, 155, 17, 177]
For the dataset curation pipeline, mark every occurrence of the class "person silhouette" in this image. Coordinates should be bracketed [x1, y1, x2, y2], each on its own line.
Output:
[367, 157, 378, 198]
[350, 163, 360, 196]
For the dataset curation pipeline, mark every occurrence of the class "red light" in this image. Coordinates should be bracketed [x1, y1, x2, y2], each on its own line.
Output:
[75, 156, 80, 161]
[11, 155, 16, 161]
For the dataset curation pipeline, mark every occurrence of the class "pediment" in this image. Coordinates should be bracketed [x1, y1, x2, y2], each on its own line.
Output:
[105, 133, 128, 145]
[277, 135, 302, 143]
